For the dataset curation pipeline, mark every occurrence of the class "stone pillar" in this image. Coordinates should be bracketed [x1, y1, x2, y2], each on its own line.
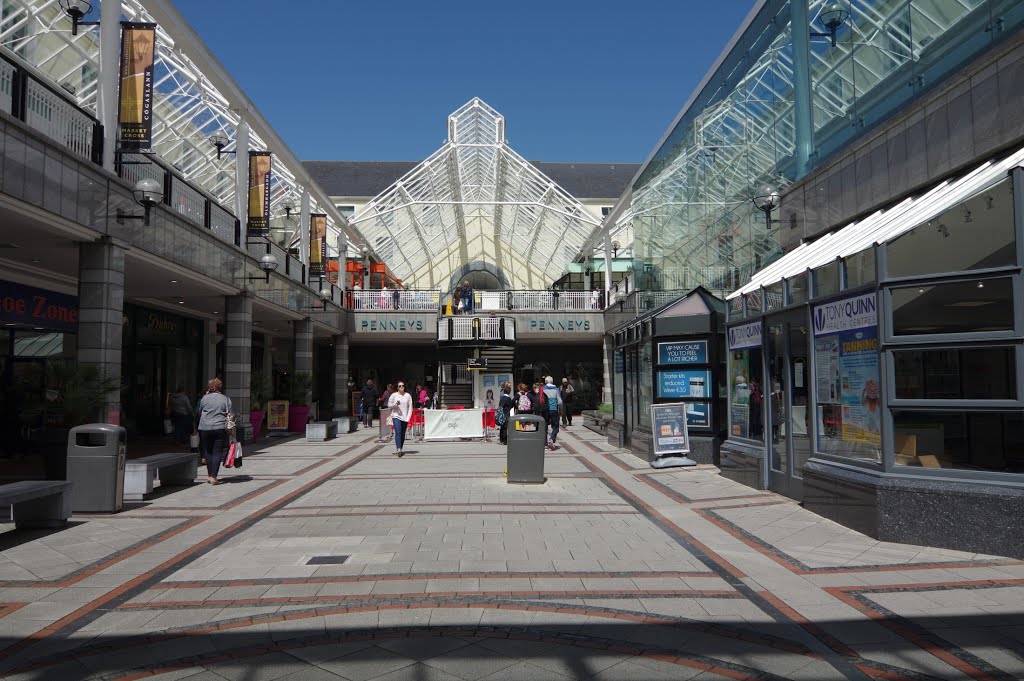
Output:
[78, 237, 125, 424]
[294, 317, 313, 406]
[333, 334, 350, 416]
[225, 295, 253, 442]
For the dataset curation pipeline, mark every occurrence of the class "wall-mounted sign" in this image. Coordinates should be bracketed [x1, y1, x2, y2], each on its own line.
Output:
[358, 316, 426, 332]
[267, 400, 289, 430]
[527, 319, 592, 332]
[657, 340, 707, 366]
[684, 402, 711, 429]
[657, 369, 712, 399]
[246, 152, 272, 236]
[727, 321, 762, 350]
[468, 357, 488, 370]
[309, 213, 327, 276]
[0, 281, 78, 332]
[117, 23, 157, 152]
[651, 403, 689, 455]
[813, 292, 877, 336]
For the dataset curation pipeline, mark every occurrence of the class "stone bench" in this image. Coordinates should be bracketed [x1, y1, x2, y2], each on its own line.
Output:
[0, 481, 73, 529]
[306, 421, 338, 442]
[333, 416, 358, 434]
[581, 410, 612, 435]
[124, 452, 198, 500]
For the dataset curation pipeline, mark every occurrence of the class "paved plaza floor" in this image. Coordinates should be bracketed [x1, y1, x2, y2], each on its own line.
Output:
[1, 427, 1023, 680]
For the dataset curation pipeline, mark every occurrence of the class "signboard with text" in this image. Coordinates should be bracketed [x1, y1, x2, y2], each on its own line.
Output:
[267, 400, 289, 431]
[727, 320, 763, 350]
[651, 403, 690, 455]
[424, 408, 484, 440]
[657, 369, 712, 399]
[0, 281, 78, 332]
[657, 340, 707, 365]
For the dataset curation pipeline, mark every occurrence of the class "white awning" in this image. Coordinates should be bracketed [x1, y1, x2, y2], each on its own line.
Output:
[728, 145, 1024, 300]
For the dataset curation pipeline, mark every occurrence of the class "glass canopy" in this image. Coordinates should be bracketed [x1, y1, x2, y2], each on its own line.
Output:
[350, 99, 601, 290]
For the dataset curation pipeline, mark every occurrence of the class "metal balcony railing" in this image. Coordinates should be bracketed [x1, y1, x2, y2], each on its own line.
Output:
[348, 289, 441, 311]
[437, 316, 516, 343]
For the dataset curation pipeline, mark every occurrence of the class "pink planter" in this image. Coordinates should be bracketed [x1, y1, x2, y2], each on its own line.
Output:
[288, 405, 311, 433]
[249, 410, 265, 440]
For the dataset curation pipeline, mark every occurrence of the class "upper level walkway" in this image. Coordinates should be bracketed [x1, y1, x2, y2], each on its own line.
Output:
[0, 428, 1020, 680]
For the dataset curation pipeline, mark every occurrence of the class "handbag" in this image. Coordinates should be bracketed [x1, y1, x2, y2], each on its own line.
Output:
[189, 432, 200, 449]
[163, 418, 174, 435]
[225, 411, 236, 434]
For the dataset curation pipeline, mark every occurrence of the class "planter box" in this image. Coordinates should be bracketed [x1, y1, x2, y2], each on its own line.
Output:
[288, 405, 311, 433]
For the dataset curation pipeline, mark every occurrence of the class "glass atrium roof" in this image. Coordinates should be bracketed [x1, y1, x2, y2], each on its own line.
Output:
[350, 99, 601, 290]
[0, 0, 352, 255]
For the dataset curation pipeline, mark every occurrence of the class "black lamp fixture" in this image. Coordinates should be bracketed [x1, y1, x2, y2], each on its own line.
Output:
[116, 178, 164, 227]
[209, 133, 236, 160]
[283, 202, 296, 220]
[59, 0, 99, 36]
[753, 185, 783, 230]
[611, 240, 620, 258]
[242, 241, 279, 283]
[811, 1, 850, 47]
[304, 278, 333, 310]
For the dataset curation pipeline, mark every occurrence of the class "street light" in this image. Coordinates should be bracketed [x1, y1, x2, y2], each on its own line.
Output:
[811, 2, 850, 47]
[209, 133, 236, 160]
[58, 0, 99, 35]
[116, 178, 164, 227]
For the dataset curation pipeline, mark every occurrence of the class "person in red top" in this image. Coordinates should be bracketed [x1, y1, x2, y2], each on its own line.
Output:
[416, 384, 430, 408]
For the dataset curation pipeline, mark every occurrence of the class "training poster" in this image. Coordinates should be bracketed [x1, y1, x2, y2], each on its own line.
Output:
[651, 403, 690, 455]
[117, 23, 157, 151]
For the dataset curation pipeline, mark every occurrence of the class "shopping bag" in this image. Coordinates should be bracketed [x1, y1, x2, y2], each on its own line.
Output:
[189, 432, 200, 449]
[225, 441, 236, 468]
[163, 418, 174, 435]
[233, 441, 243, 468]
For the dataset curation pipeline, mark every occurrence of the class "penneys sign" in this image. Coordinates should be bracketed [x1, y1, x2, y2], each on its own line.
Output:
[527, 319, 592, 332]
[813, 292, 877, 336]
[359, 317, 425, 332]
[0, 280, 78, 332]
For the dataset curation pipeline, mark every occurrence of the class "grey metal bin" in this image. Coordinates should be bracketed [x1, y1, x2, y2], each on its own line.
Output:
[506, 414, 547, 484]
[67, 424, 126, 513]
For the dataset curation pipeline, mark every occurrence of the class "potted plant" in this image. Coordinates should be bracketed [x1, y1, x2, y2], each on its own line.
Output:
[20, 362, 121, 480]
[249, 371, 271, 440]
[286, 371, 313, 432]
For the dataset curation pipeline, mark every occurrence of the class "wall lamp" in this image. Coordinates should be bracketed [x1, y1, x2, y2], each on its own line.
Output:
[811, 2, 850, 48]
[304, 279, 332, 310]
[209, 134, 236, 160]
[116, 178, 164, 227]
[243, 241, 279, 283]
[59, 0, 99, 36]
[611, 240, 620, 258]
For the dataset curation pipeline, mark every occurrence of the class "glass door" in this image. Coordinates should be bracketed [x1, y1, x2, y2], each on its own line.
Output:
[766, 310, 809, 500]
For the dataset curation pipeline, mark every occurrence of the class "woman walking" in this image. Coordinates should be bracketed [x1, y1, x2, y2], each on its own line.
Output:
[387, 381, 414, 456]
[497, 382, 513, 445]
[197, 378, 233, 485]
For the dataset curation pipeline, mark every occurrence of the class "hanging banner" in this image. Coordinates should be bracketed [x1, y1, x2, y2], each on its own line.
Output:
[309, 213, 327, 276]
[424, 408, 484, 440]
[247, 152, 273, 236]
[117, 23, 157, 151]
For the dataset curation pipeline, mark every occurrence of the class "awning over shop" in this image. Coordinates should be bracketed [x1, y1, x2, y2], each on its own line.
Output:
[728, 145, 1024, 299]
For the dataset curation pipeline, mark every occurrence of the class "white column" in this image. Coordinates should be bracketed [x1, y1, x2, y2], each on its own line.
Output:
[603, 232, 613, 307]
[299, 190, 311, 272]
[234, 119, 250, 225]
[98, 0, 120, 171]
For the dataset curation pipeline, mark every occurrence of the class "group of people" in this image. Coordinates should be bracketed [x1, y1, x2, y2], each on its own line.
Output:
[494, 376, 575, 449]
[453, 281, 473, 314]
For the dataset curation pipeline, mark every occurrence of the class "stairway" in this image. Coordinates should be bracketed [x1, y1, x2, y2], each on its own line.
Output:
[439, 383, 473, 409]
[478, 346, 515, 373]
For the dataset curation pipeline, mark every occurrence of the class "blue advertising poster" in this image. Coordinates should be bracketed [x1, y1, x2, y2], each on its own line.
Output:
[657, 369, 712, 399]
[651, 403, 689, 455]
[684, 402, 711, 429]
[657, 340, 707, 366]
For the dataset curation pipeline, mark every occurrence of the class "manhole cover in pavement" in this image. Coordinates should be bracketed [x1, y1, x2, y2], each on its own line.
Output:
[306, 555, 350, 565]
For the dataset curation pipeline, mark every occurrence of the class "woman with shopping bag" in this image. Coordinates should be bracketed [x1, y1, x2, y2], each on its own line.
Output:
[197, 377, 233, 485]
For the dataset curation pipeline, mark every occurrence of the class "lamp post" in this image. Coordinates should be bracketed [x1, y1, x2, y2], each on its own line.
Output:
[116, 178, 164, 227]
[811, 2, 851, 48]
[753, 186, 782, 230]
[58, 0, 99, 35]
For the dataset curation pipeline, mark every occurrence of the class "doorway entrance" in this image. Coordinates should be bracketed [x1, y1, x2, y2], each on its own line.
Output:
[766, 310, 810, 500]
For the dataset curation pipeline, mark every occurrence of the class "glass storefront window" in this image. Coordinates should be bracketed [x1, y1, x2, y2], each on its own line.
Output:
[744, 290, 762, 314]
[787, 273, 808, 306]
[891, 278, 1014, 335]
[728, 296, 743, 320]
[887, 179, 1015, 278]
[727, 320, 764, 443]
[812, 293, 881, 462]
[894, 348, 1016, 400]
[893, 411, 1024, 473]
[813, 261, 840, 298]
[639, 343, 652, 428]
[765, 282, 784, 311]
[844, 248, 875, 290]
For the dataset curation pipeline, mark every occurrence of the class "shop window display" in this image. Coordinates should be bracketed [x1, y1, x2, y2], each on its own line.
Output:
[893, 411, 1024, 473]
[727, 321, 764, 442]
[887, 179, 1015, 279]
[812, 292, 881, 462]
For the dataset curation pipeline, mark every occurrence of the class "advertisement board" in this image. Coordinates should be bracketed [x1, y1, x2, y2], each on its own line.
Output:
[424, 408, 484, 440]
[684, 402, 712, 429]
[657, 369, 712, 399]
[267, 400, 289, 431]
[657, 340, 707, 366]
[117, 23, 156, 151]
[651, 403, 690, 455]
[727, 320, 763, 350]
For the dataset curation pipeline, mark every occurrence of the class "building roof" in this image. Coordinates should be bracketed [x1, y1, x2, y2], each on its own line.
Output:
[303, 159, 639, 201]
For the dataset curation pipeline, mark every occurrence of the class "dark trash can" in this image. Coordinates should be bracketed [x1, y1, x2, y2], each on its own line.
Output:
[507, 414, 546, 484]
[67, 424, 126, 513]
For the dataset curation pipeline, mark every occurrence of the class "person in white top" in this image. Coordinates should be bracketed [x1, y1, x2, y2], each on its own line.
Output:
[387, 380, 414, 456]
[590, 288, 599, 310]
[379, 285, 389, 310]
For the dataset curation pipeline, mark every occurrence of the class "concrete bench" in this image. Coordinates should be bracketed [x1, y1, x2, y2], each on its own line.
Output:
[124, 452, 198, 500]
[0, 481, 73, 529]
[333, 416, 358, 434]
[581, 410, 611, 435]
[306, 421, 338, 442]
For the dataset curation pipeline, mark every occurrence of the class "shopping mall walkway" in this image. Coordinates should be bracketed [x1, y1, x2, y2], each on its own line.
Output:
[0, 427, 1022, 680]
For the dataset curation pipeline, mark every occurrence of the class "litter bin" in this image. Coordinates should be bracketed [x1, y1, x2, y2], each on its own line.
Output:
[67, 424, 126, 513]
[506, 414, 547, 484]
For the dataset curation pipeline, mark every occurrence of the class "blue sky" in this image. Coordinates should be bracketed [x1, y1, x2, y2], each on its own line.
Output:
[173, 1, 754, 163]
